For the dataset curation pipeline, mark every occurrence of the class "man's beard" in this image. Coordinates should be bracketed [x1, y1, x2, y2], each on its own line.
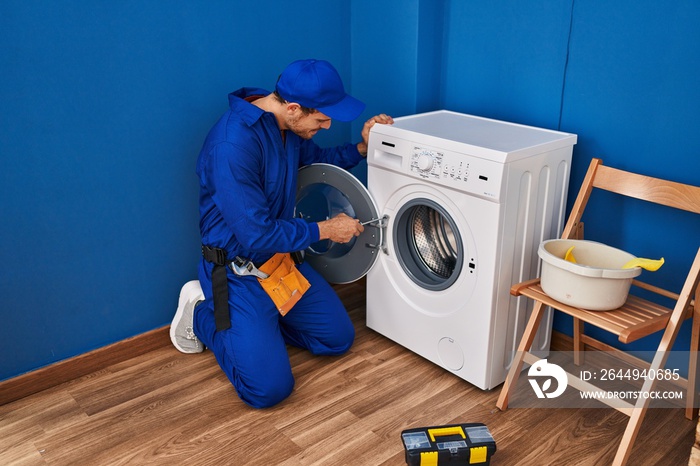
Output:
[287, 115, 317, 140]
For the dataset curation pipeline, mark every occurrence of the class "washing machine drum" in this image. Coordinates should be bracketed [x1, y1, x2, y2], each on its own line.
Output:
[295, 164, 380, 284]
[393, 199, 463, 291]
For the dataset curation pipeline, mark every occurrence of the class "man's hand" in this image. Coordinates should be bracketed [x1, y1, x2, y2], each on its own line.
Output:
[357, 114, 394, 156]
[317, 213, 364, 243]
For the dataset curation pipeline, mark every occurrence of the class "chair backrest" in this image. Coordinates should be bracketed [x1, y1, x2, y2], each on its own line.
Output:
[562, 158, 700, 240]
[560, 158, 700, 303]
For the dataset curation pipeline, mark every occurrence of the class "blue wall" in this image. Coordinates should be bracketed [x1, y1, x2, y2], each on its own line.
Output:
[557, 1, 700, 354]
[0, 0, 358, 381]
[2, 0, 699, 381]
[440, 0, 700, 356]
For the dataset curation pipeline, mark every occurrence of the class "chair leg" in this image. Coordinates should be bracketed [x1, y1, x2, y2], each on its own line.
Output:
[497, 300, 547, 411]
[613, 297, 690, 466]
[573, 317, 584, 366]
[686, 304, 700, 419]
[612, 350, 672, 466]
[612, 395, 651, 466]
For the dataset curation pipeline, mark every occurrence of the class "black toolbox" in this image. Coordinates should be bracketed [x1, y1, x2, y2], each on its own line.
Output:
[401, 423, 496, 465]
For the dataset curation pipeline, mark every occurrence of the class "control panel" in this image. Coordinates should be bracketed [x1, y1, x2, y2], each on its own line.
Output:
[408, 146, 503, 201]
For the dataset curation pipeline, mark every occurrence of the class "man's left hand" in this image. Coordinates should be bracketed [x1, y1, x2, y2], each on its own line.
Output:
[357, 114, 394, 156]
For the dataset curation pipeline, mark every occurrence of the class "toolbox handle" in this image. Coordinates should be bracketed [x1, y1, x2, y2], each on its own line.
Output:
[428, 426, 466, 442]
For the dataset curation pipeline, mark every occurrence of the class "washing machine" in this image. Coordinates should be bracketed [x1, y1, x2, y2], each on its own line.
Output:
[295, 110, 577, 390]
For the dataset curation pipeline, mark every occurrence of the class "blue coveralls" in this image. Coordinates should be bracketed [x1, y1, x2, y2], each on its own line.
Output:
[193, 88, 361, 408]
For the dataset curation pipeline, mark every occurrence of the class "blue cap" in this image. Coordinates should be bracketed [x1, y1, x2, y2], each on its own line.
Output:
[275, 59, 365, 122]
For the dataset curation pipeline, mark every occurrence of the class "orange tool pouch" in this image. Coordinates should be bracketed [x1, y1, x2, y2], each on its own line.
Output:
[257, 253, 311, 316]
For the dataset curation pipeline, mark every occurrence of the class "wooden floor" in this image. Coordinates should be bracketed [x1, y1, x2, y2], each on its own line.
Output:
[1, 280, 695, 465]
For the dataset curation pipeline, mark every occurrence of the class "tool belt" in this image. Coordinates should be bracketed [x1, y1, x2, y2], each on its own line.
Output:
[256, 253, 311, 316]
[204, 246, 311, 328]
[202, 245, 231, 331]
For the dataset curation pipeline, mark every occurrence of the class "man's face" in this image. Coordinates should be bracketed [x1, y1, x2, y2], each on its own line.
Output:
[287, 109, 332, 139]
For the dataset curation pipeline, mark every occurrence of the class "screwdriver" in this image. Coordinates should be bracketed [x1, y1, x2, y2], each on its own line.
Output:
[361, 218, 382, 226]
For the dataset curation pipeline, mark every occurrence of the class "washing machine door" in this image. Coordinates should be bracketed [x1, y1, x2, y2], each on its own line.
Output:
[295, 163, 381, 284]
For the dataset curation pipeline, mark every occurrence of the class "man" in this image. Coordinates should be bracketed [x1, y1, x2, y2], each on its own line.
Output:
[170, 59, 393, 408]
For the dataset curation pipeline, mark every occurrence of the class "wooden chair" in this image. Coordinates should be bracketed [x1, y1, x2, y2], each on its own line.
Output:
[496, 158, 700, 466]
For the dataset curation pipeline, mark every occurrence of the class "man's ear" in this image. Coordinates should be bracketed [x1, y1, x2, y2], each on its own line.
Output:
[286, 102, 301, 115]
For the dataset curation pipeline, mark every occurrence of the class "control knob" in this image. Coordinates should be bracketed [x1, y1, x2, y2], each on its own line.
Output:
[416, 153, 435, 172]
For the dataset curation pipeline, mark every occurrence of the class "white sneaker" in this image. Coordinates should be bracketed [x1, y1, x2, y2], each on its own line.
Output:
[170, 280, 205, 353]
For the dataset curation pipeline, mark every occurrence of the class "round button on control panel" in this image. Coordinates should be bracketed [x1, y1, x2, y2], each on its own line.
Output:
[416, 153, 434, 172]
[411, 147, 441, 177]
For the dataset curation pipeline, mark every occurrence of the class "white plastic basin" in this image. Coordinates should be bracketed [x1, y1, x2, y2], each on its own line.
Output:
[538, 239, 642, 311]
